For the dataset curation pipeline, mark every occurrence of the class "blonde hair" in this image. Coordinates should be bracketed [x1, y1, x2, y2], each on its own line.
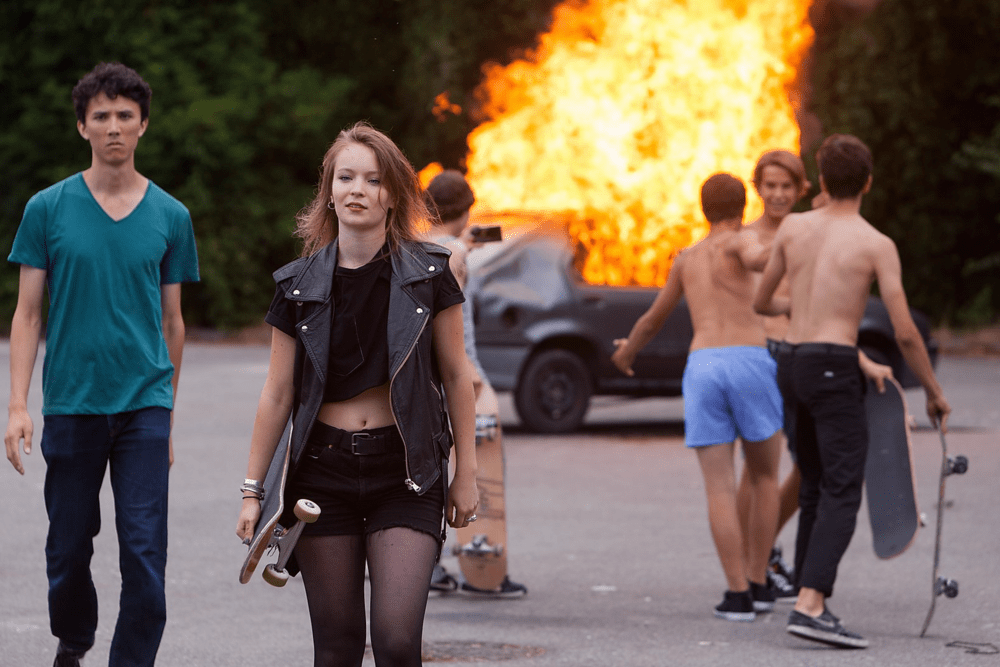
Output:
[295, 122, 430, 257]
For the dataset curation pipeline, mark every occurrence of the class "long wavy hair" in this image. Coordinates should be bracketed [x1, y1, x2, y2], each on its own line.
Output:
[295, 122, 430, 257]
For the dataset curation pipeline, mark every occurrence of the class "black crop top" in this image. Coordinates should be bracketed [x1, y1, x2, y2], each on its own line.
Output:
[265, 244, 465, 402]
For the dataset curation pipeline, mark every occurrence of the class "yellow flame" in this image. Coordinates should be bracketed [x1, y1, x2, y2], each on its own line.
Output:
[464, 0, 813, 285]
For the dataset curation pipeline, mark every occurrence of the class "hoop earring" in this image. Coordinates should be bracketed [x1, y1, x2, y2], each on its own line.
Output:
[326, 201, 335, 210]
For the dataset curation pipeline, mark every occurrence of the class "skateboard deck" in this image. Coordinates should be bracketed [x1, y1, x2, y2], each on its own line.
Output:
[453, 385, 508, 591]
[864, 377, 920, 559]
[920, 427, 968, 637]
[240, 422, 320, 586]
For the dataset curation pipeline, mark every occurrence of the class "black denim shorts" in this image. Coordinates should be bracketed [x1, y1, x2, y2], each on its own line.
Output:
[282, 421, 444, 541]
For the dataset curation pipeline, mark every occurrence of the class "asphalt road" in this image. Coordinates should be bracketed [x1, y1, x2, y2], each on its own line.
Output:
[1, 342, 997, 666]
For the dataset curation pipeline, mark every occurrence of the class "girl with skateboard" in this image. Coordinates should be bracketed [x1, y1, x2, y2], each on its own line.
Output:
[236, 122, 479, 667]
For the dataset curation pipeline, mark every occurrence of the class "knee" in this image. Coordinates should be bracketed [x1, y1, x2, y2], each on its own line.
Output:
[371, 626, 421, 666]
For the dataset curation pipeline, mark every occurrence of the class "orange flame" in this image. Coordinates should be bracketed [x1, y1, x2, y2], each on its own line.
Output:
[418, 162, 444, 190]
[432, 92, 463, 122]
[464, 0, 814, 286]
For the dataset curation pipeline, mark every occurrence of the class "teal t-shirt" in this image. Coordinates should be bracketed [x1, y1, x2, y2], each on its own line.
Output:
[8, 173, 200, 415]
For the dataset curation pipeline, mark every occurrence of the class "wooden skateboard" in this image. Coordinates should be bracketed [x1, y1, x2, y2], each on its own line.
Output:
[452, 385, 508, 591]
[864, 377, 920, 559]
[920, 427, 968, 637]
[240, 422, 321, 586]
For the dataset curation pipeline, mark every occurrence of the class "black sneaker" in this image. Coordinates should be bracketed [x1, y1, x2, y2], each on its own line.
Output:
[429, 564, 458, 593]
[749, 580, 775, 612]
[54, 642, 87, 667]
[769, 546, 794, 580]
[459, 575, 528, 598]
[714, 590, 756, 622]
[787, 609, 868, 649]
[766, 568, 798, 601]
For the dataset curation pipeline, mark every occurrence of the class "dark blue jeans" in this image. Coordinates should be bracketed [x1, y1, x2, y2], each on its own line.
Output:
[41, 407, 171, 666]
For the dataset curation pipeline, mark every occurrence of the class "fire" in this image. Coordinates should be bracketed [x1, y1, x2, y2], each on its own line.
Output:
[463, 0, 813, 286]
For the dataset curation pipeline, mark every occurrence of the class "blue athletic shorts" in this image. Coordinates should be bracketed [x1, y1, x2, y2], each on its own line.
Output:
[682, 346, 784, 447]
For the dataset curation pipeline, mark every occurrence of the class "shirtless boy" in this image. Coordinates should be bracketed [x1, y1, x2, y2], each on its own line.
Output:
[754, 134, 950, 648]
[733, 150, 811, 599]
[612, 173, 783, 621]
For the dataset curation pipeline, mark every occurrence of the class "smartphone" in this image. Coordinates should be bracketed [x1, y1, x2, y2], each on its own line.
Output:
[470, 225, 503, 243]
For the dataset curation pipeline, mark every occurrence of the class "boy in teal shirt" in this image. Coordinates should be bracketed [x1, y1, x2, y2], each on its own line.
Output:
[5, 62, 199, 667]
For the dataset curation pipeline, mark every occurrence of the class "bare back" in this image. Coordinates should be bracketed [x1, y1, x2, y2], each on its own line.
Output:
[777, 207, 892, 346]
[679, 226, 767, 351]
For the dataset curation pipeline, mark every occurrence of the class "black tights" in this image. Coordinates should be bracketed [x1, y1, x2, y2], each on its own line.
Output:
[295, 527, 440, 667]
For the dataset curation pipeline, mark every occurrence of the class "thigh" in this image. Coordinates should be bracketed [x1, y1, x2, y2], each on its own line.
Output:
[728, 350, 783, 443]
[694, 442, 737, 495]
[108, 408, 170, 506]
[108, 408, 171, 554]
[41, 415, 110, 540]
[683, 355, 737, 447]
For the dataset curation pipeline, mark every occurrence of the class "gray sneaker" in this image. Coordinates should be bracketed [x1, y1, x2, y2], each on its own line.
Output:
[459, 576, 528, 598]
[787, 609, 868, 649]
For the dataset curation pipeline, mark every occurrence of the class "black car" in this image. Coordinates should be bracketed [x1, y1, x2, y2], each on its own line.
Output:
[469, 230, 938, 434]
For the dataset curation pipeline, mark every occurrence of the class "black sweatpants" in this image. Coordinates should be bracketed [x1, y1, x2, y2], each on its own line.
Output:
[777, 342, 868, 598]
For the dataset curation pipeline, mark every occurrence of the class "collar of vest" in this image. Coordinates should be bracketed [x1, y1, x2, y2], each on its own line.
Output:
[282, 238, 450, 302]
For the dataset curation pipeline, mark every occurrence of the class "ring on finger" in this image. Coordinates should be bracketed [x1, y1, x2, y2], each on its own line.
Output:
[468, 514, 478, 522]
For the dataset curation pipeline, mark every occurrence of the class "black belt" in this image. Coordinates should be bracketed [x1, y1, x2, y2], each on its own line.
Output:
[777, 341, 858, 357]
[308, 421, 400, 456]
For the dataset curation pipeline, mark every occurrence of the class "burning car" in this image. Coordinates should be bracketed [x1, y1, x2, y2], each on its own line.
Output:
[468, 226, 939, 434]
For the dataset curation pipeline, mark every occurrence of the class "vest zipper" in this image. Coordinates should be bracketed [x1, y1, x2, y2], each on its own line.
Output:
[390, 305, 429, 493]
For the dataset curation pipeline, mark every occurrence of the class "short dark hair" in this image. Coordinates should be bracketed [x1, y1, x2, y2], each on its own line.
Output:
[426, 170, 475, 223]
[700, 173, 746, 224]
[816, 134, 873, 199]
[72, 62, 152, 123]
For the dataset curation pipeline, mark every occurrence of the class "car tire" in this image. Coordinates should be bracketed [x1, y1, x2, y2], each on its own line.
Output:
[514, 349, 593, 434]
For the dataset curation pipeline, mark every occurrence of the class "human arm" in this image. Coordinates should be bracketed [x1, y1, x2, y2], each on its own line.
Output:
[235, 327, 297, 541]
[5, 266, 46, 475]
[161, 283, 185, 467]
[753, 236, 790, 316]
[442, 239, 469, 289]
[733, 229, 771, 272]
[611, 255, 684, 377]
[873, 240, 950, 430]
[432, 303, 480, 528]
[857, 349, 893, 393]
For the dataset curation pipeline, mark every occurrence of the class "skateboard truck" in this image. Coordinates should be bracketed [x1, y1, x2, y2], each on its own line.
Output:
[919, 428, 969, 638]
[475, 414, 498, 444]
[935, 577, 959, 599]
[259, 499, 321, 587]
[453, 534, 504, 558]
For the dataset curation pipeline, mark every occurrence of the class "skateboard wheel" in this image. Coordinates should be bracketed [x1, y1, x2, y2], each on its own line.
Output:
[294, 499, 321, 524]
[262, 564, 290, 587]
[949, 456, 969, 475]
[942, 578, 959, 598]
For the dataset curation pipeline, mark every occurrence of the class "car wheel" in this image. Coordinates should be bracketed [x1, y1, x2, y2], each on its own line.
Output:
[514, 349, 593, 433]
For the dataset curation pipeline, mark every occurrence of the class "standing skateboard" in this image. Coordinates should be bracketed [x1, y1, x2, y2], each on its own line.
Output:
[864, 377, 920, 559]
[240, 422, 321, 586]
[452, 385, 508, 591]
[920, 427, 968, 637]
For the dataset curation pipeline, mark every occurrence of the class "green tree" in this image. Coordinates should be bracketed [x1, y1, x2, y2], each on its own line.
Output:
[1, 0, 562, 332]
[809, 0, 1000, 324]
[1, 0, 354, 330]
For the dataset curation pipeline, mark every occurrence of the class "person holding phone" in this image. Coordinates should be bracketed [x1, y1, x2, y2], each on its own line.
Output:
[424, 169, 528, 598]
